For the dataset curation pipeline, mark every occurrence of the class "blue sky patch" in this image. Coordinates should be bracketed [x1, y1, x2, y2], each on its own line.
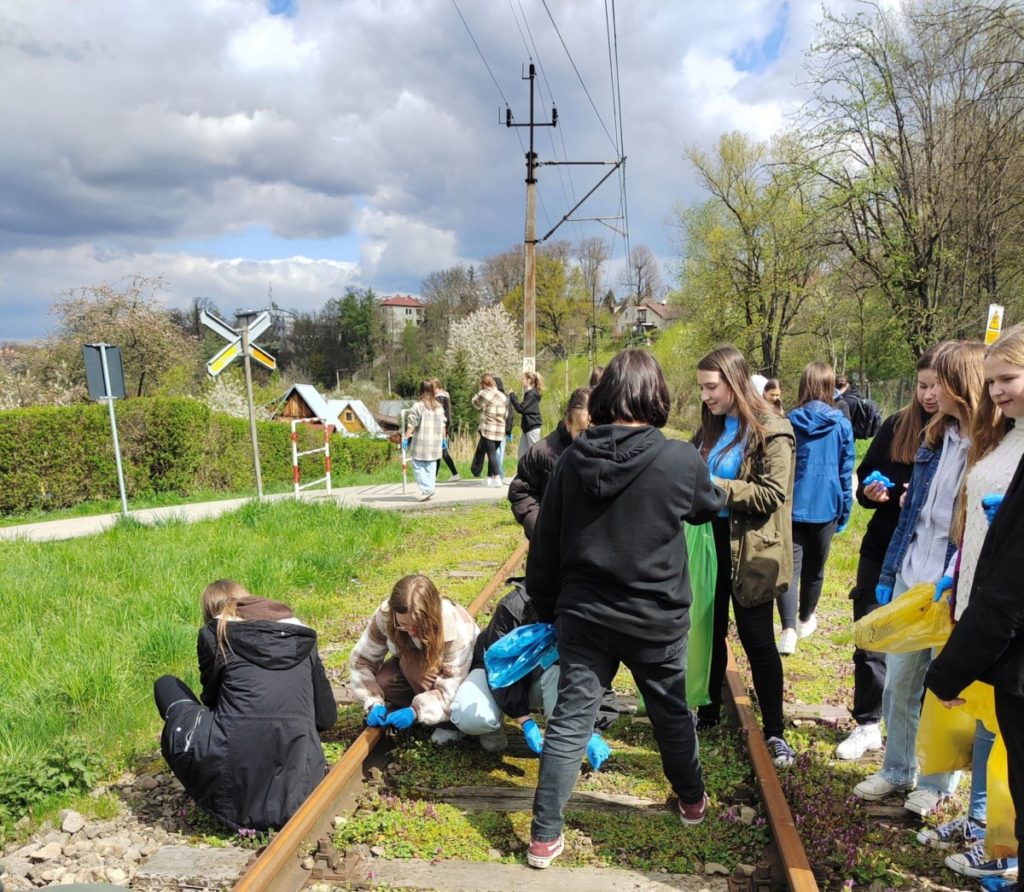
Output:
[167, 225, 360, 263]
[731, 1, 788, 73]
[268, 0, 296, 17]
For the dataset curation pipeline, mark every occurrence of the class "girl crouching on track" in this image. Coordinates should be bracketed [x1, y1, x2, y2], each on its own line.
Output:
[524, 348, 726, 868]
[349, 574, 478, 743]
[154, 580, 337, 831]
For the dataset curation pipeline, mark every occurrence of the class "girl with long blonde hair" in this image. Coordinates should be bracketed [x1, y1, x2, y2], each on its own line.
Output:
[509, 371, 545, 457]
[349, 574, 478, 743]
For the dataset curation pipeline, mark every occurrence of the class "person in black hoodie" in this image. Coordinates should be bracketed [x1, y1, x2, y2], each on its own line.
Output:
[524, 349, 725, 869]
[153, 580, 337, 831]
[925, 450, 1024, 887]
[508, 371, 545, 458]
[508, 387, 590, 539]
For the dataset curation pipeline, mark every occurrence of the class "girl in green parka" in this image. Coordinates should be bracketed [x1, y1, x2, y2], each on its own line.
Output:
[694, 345, 797, 767]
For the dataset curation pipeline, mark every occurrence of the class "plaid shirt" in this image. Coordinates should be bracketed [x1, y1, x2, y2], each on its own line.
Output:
[405, 400, 446, 461]
[472, 387, 507, 441]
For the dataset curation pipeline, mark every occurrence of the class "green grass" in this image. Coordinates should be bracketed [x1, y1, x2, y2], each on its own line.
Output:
[0, 499, 522, 837]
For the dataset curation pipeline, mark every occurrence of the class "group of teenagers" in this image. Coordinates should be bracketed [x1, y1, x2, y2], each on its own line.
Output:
[401, 371, 545, 499]
[152, 335, 1024, 886]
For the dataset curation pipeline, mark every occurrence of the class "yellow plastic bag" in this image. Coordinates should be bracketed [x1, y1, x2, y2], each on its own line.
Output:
[917, 690, 977, 774]
[986, 734, 1017, 858]
[852, 583, 952, 652]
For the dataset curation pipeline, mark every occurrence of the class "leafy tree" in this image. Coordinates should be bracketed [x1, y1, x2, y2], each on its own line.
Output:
[502, 250, 589, 358]
[49, 276, 197, 397]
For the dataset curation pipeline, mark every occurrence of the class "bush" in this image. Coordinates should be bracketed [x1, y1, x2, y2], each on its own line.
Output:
[0, 398, 393, 515]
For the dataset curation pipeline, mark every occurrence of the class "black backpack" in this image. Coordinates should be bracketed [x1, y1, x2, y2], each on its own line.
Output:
[847, 393, 882, 440]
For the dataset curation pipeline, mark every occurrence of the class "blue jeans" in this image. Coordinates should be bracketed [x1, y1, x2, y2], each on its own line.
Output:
[531, 615, 702, 841]
[495, 439, 508, 481]
[969, 720, 995, 823]
[411, 459, 437, 495]
[880, 576, 959, 794]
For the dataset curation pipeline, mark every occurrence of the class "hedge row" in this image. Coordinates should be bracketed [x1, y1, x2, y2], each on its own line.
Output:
[0, 398, 393, 515]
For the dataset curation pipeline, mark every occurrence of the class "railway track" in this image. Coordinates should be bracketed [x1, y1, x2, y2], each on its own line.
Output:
[234, 540, 819, 892]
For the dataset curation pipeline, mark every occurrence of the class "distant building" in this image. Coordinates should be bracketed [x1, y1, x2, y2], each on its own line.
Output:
[612, 296, 678, 340]
[379, 295, 425, 343]
[275, 384, 384, 437]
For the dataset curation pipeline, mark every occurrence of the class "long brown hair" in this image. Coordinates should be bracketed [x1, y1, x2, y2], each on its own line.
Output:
[923, 341, 986, 450]
[418, 379, 438, 410]
[523, 371, 545, 394]
[795, 361, 836, 407]
[202, 579, 252, 658]
[968, 324, 1024, 465]
[890, 342, 950, 464]
[696, 345, 770, 458]
[386, 574, 445, 675]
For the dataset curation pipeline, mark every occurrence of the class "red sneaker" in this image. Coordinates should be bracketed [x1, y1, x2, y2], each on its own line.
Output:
[527, 834, 564, 869]
[678, 792, 709, 825]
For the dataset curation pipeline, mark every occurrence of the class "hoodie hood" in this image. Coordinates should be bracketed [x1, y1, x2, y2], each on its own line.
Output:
[788, 401, 845, 439]
[568, 424, 665, 500]
[215, 620, 317, 671]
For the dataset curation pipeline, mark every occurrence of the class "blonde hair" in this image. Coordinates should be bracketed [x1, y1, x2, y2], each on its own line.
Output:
[890, 341, 951, 465]
[696, 345, 770, 459]
[969, 324, 1024, 466]
[386, 575, 445, 676]
[924, 341, 986, 450]
[524, 371, 545, 394]
[201, 579, 252, 658]
[563, 387, 591, 437]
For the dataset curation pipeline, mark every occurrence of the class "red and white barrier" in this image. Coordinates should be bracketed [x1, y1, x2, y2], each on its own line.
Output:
[291, 418, 333, 499]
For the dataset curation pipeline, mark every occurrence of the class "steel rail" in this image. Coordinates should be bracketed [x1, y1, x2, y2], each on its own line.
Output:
[233, 540, 530, 892]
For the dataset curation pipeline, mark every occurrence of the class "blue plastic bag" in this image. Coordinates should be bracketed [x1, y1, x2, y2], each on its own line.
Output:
[484, 622, 558, 689]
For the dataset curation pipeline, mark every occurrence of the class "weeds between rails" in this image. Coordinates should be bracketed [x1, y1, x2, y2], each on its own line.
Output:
[237, 541, 819, 892]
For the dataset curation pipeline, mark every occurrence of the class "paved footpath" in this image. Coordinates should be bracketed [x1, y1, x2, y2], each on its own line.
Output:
[0, 477, 509, 544]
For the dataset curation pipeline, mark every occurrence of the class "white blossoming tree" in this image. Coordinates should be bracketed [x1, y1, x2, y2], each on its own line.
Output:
[444, 305, 521, 384]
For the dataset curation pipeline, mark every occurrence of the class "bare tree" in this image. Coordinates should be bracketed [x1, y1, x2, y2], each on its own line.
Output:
[618, 245, 664, 302]
[480, 246, 524, 305]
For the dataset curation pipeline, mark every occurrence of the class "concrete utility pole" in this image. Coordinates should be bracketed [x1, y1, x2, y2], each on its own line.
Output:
[505, 64, 624, 375]
[507, 64, 556, 374]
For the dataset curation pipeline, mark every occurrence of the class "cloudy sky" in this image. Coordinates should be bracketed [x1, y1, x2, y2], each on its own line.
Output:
[1, 0, 864, 341]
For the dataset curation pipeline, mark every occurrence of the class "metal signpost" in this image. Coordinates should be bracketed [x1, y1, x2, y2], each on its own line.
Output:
[200, 310, 277, 501]
[83, 343, 129, 517]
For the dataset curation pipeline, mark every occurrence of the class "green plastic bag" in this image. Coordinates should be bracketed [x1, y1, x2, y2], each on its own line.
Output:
[685, 522, 717, 708]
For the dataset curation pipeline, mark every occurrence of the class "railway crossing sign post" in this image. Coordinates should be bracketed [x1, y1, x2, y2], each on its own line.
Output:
[83, 343, 130, 517]
[201, 310, 277, 501]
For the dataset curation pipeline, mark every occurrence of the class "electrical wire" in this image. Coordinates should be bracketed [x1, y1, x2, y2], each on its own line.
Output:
[451, 0, 512, 109]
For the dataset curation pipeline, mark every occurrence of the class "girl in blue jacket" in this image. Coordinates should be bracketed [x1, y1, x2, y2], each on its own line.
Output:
[778, 362, 855, 655]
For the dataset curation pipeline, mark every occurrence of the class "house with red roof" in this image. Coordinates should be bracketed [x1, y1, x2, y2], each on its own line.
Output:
[380, 294, 425, 342]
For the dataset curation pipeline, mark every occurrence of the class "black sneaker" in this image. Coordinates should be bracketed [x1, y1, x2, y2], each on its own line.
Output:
[766, 736, 795, 767]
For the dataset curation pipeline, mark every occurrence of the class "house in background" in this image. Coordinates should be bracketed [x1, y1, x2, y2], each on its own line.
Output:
[275, 384, 384, 437]
[611, 296, 678, 340]
[379, 295, 425, 342]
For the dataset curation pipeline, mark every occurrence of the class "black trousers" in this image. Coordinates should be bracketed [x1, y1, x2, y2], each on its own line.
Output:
[436, 447, 458, 476]
[849, 553, 887, 725]
[471, 436, 501, 477]
[154, 674, 200, 720]
[996, 689, 1024, 868]
[778, 520, 835, 628]
[698, 517, 786, 739]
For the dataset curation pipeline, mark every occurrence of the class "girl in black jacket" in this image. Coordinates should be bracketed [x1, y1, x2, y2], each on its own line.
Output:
[154, 580, 337, 831]
[835, 342, 943, 760]
[508, 372, 545, 458]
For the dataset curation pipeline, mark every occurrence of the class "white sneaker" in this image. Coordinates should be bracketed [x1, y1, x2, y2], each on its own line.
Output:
[905, 788, 949, 816]
[853, 771, 915, 801]
[835, 723, 883, 760]
[778, 628, 797, 655]
[797, 614, 818, 639]
[417, 491, 434, 501]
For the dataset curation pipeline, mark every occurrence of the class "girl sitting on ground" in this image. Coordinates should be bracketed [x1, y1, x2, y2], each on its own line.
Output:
[349, 574, 478, 743]
[154, 580, 337, 831]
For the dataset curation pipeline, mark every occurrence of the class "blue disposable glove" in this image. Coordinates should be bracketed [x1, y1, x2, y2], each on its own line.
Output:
[441, 438, 448, 450]
[522, 719, 544, 755]
[401, 438, 410, 451]
[875, 583, 894, 605]
[366, 704, 388, 727]
[933, 575, 954, 603]
[836, 519, 849, 534]
[982, 493, 1004, 525]
[506, 433, 514, 443]
[586, 733, 611, 771]
[384, 707, 416, 729]
[863, 470, 895, 489]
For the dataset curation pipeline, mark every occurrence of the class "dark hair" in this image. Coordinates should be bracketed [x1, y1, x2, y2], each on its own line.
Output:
[589, 366, 604, 387]
[835, 374, 849, 390]
[588, 349, 670, 427]
[696, 345, 770, 458]
[890, 341, 949, 464]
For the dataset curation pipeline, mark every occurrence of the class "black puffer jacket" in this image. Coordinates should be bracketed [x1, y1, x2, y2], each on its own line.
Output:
[161, 620, 337, 831]
[508, 421, 573, 538]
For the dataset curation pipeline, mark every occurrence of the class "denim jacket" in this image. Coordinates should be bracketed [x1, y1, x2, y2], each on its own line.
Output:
[878, 442, 957, 589]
